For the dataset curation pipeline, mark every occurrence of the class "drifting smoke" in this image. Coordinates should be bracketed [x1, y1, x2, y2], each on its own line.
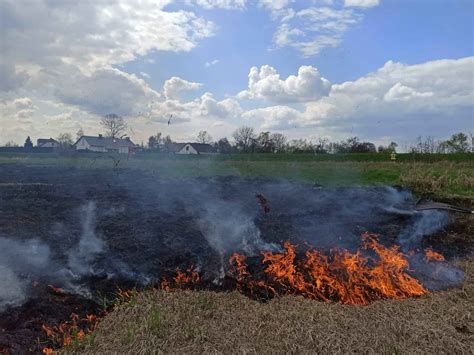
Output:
[398, 210, 450, 250]
[0, 265, 25, 310]
[68, 201, 105, 277]
[0, 201, 116, 310]
[0, 172, 467, 311]
[196, 201, 276, 255]
[194, 199, 279, 281]
[0, 238, 51, 310]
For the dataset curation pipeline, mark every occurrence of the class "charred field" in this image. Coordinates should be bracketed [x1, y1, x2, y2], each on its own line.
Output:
[0, 164, 472, 353]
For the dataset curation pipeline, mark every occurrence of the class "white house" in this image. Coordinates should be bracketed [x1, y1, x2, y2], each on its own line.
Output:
[170, 143, 214, 154]
[37, 138, 60, 148]
[74, 135, 137, 154]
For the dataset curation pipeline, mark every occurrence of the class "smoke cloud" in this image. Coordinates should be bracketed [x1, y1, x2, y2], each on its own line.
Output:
[0, 174, 466, 311]
[0, 238, 51, 310]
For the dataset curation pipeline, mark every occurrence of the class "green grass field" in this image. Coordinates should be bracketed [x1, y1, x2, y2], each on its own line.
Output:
[1, 152, 472, 198]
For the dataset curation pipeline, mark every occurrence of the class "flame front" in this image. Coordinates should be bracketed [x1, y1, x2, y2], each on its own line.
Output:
[229, 232, 428, 305]
[161, 266, 200, 291]
[424, 248, 445, 262]
[41, 312, 100, 352]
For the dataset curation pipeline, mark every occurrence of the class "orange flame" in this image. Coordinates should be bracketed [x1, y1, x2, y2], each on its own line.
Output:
[424, 248, 445, 262]
[229, 233, 427, 305]
[161, 266, 200, 291]
[41, 325, 55, 338]
[42, 311, 100, 352]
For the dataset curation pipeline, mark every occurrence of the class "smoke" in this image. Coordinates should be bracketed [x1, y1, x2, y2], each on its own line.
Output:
[0, 201, 120, 310]
[409, 253, 464, 290]
[193, 199, 279, 281]
[196, 200, 277, 256]
[0, 173, 466, 311]
[398, 210, 449, 250]
[395, 209, 463, 290]
[0, 237, 51, 310]
[67, 201, 105, 277]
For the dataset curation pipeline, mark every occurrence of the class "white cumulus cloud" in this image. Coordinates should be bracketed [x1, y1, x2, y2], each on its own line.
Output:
[238, 65, 331, 103]
[163, 77, 203, 100]
[384, 83, 433, 102]
[240, 57, 474, 140]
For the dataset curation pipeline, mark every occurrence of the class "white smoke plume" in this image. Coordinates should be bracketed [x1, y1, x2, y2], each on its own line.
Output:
[398, 210, 449, 250]
[68, 201, 105, 277]
[0, 238, 51, 310]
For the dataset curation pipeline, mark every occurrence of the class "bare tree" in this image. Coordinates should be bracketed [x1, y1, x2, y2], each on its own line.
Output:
[57, 133, 74, 149]
[101, 114, 127, 138]
[197, 130, 213, 144]
[270, 133, 287, 153]
[232, 126, 256, 152]
[314, 137, 329, 154]
[76, 129, 84, 141]
[4, 141, 18, 147]
[256, 131, 274, 153]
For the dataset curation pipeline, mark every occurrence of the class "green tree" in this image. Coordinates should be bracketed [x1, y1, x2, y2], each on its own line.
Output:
[215, 138, 233, 153]
[442, 132, 470, 153]
[148, 132, 162, 150]
[24, 136, 33, 149]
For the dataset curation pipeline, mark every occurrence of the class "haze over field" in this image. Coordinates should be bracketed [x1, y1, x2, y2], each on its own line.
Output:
[1, 0, 473, 147]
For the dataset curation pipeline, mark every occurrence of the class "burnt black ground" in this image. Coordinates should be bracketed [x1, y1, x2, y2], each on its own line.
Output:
[0, 164, 471, 353]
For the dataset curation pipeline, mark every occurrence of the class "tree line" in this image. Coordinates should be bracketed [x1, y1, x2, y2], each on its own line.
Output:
[2, 112, 472, 154]
[147, 126, 472, 154]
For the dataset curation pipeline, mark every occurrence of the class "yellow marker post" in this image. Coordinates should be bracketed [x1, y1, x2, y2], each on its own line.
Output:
[390, 152, 397, 161]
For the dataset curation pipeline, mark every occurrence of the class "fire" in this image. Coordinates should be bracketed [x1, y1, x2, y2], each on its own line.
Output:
[228, 232, 427, 305]
[424, 248, 445, 262]
[41, 312, 100, 352]
[47, 285, 63, 295]
[161, 266, 200, 291]
[161, 233, 427, 305]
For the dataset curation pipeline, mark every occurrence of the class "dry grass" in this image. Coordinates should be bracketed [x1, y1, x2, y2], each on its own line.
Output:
[400, 162, 474, 197]
[69, 259, 474, 354]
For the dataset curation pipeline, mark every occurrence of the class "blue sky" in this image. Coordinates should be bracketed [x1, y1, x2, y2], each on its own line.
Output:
[123, 0, 474, 97]
[1, 0, 473, 147]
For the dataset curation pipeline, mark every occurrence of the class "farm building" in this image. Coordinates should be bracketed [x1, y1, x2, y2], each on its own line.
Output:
[37, 138, 59, 148]
[169, 143, 215, 154]
[74, 135, 137, 154]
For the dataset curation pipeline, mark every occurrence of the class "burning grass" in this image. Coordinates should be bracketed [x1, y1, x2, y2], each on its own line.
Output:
[66, 258, 474, 354]
[0, 165, 471, 353]
[228, 233, 428, 305]
[43, 234, 466, 353]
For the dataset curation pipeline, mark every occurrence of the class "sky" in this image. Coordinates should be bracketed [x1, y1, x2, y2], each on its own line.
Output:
[1, 0, 473, 148]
